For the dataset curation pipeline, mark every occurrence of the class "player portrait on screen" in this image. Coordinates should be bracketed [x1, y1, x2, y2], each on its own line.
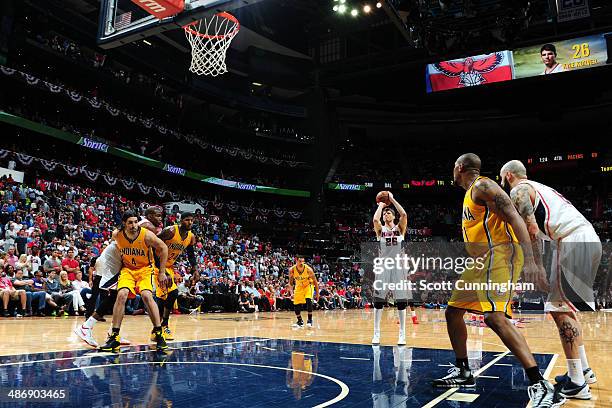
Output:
[540, 43, 566, 75]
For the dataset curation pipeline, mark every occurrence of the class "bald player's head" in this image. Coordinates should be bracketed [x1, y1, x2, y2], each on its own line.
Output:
[453, 153, 481, 187]
[456, 153, 481, 171]
[500, 160, 528, 189]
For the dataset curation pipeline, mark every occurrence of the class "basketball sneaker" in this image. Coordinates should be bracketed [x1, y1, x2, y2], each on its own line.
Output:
[555, 367, 597, 385]
[372, 333, 380, 345]
[556, 380, 591, 400]
[432, 365, 475, 388]
[306, 321, 313, 328]
[98, 332, 121, 353]
[74, 325, 98, 347]
[150, 326, 174, 341]
[163, 326, 174, 341]
[528, 380, 566, 408]
[153, 329, 168, 351]
[291, 321, 304, 329]
[412, 315, 419, 325]
[398, 330, 406, 346]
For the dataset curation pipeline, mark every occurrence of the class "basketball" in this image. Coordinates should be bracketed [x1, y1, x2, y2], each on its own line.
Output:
[376, 191, 390, 204]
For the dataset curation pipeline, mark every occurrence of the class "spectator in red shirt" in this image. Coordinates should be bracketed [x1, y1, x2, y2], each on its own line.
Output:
[61, 248, 79, 281]
[279, 284, 292, 311]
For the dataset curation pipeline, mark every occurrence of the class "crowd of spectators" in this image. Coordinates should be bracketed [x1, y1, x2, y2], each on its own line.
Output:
[0, 174, 368, 317]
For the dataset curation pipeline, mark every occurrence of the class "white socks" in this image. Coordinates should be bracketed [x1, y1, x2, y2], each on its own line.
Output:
[374, 308, 382, 336]
[83, 316, 97, 329]
[578, 345, 590, 370]
[398, 309, 406, 334]
[567, 359, 585, 385]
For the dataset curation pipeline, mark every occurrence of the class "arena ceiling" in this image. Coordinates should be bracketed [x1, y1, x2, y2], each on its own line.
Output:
[23, 0, 612, 101]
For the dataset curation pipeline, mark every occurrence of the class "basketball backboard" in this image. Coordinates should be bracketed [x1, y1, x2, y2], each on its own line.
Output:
[97, 0, 261, 48]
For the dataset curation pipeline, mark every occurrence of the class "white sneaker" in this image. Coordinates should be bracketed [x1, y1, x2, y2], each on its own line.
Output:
[398, 331, 406, 346]
[372, 333, 380, 345]
[306, 322, 313, 328]
[75, 325, 98, 347]
[291, 322, 304, 329]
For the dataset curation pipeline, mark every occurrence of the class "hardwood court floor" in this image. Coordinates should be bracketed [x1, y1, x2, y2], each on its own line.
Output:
[0, 308, 610, 407]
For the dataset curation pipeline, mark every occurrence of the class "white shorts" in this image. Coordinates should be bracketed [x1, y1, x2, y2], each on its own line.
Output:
[96, 242, 122, 288]
[545, 226, 602, 313]
[373, 268, 412, 302]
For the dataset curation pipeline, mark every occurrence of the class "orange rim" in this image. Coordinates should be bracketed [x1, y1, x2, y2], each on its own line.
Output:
[183, 12, 240, 39]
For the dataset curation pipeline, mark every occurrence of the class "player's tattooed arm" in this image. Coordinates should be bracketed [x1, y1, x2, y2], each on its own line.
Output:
[473, 179, 534, 258]
[510, 185, 539, 235]
[157, 226, 175, 241]
[510, 184, 544, 266]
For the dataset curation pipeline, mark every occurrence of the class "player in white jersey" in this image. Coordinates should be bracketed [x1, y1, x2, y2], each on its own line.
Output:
[75, 206, 164, 347]
[371, 346, 413, 408]
[501, 160, 601, 400]
[372, 192, 409, 345]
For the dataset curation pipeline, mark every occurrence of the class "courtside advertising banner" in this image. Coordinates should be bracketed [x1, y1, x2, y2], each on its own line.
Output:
[426, 51, 514, 93]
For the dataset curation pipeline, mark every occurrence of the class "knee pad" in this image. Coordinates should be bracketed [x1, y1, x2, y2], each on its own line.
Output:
[306, 298, 313, 313]
[374, 302, 385, 310]
[396, 301, 407, 311]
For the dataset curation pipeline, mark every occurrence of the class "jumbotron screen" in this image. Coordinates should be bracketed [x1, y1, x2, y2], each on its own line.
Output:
[426, 33, 611, 92]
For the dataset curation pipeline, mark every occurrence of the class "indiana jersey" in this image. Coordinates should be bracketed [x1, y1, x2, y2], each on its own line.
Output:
[378, 225, 404, 259]
[515, 180, 594, 241]
[287, 352, 315, 400]
[462, 177, 517, 247]
[115, 227, 152, 270]
[291, 265, 313, 291]
[164, 225, 193, 267]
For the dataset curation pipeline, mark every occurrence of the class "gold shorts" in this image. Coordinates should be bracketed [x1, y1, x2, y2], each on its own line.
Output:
[294, 285, 314, 305]
[154, 267, 178, 299]
[117, 266, 155, 295]
[449, 244, 523, 318]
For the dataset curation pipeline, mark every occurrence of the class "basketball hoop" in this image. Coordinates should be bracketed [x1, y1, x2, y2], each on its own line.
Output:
[183, 12, 240, 77]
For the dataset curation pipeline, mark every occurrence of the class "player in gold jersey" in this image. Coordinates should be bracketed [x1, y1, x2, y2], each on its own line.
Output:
[99, 210, 169, 352]
[432, 154, 561, 408]
[152, 212, 197, 341]
[289, 256, 319, 328]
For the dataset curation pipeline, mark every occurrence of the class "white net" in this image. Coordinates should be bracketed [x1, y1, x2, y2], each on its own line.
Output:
[183, 12, 240, 77]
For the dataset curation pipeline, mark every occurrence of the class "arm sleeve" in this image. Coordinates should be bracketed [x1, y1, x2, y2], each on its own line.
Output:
[186, 244, 197, 268]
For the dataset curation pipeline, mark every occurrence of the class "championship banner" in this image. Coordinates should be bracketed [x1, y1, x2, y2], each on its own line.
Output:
[426, 51, 513, 93]
[556, 0, 590, 23]
[513, 34, 607, 79]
